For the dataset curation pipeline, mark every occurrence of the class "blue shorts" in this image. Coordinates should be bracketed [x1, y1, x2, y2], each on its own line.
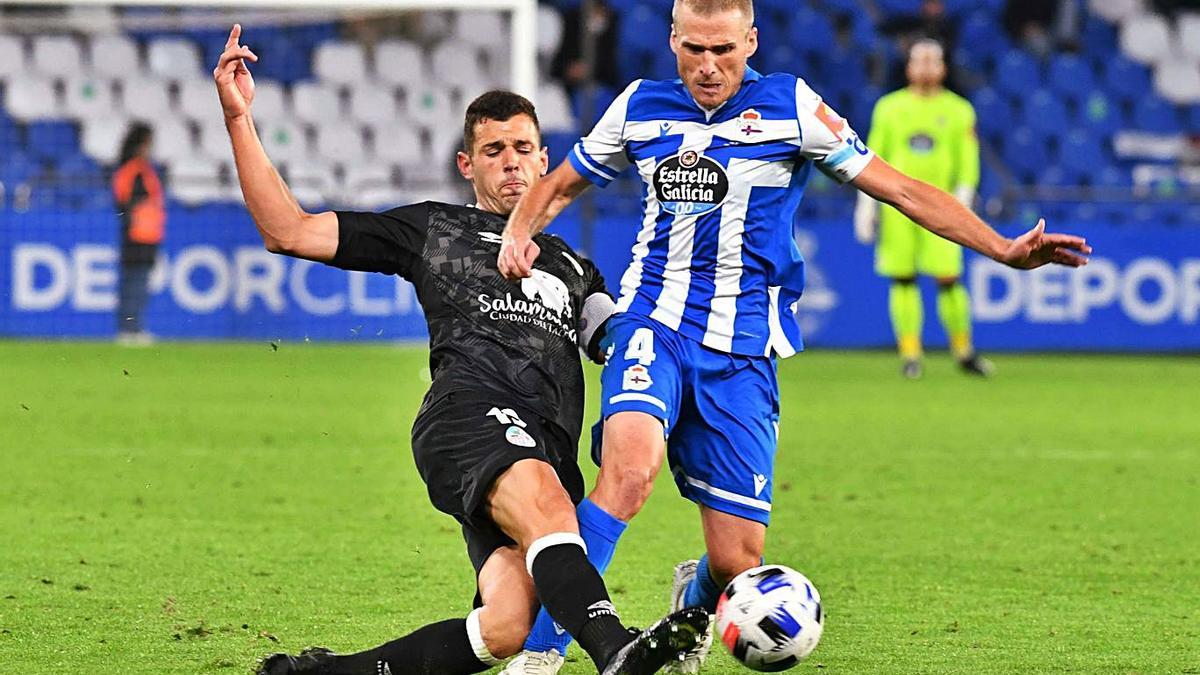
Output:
[593, 312, 780, 525]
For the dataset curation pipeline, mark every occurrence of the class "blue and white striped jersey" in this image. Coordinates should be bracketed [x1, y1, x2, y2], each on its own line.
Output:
[568, 68, 874, 357]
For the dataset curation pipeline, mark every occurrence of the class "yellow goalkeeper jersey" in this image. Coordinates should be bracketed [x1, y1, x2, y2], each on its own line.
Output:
[866, 88, 979, 199]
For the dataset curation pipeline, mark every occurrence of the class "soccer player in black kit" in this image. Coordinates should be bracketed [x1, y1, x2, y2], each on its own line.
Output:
[214, 25, 706, 675]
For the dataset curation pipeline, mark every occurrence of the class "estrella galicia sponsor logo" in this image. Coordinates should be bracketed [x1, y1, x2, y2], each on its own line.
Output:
[653, 150, 729, 216]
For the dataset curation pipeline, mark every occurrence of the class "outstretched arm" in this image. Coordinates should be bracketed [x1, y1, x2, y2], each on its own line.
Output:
[498, 160, 591, 279]
[851, 156, 1091, 269]
[215, 24, 337, 261]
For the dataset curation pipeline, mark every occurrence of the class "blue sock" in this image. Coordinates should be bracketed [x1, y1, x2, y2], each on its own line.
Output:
[522, 498, 627, 655]
[682, 554, 723, 612]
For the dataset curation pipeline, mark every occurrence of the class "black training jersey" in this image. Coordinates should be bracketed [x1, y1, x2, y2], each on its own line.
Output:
[332, 201, 609, 442]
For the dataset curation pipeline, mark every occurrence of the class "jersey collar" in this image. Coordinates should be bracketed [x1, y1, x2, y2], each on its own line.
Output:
[689, 66, 763, 121]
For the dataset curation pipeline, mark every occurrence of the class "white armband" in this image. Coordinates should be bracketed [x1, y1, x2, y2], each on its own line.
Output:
[578, 292, 616, 363]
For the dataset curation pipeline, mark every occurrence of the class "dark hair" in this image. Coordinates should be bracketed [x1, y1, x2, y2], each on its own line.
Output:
[118, 122, 154, 166]
[462, 90, 540, 154]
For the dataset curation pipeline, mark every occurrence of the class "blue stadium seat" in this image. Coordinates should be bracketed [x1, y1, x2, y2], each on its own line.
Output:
[25, 122, 80, 162]
[1047, 54, 1095, 103]
[1002, 127, 1048, 183]
[1132, 97, 1181, 134]
[1080, 16, 1117, 58]
[1186, 105, 1200, 133]
[994, 49, 1041, 99]
[759, 42, 801, 75]
[960, 11, 1012, 63]
[542, 131, 576, 166]
[788, 8, 835, 55]
[620, 4, 670, 55]
[1093, 165, 1132, 189]
[873, 0, 916, 17]
[0, 151, 39, 186]
[970, 86, 1009, 139]
[1076, 91, 1124, 137]
[1023, 89, 1069, 140]
[55, 153, 104, 182]
[571, 85, 617, 130]
[1103, 56, 1152, 105]
[0, 117, 21, 153]
[1059, 129, 1106, 181]
[1037, 164, 1078, 189]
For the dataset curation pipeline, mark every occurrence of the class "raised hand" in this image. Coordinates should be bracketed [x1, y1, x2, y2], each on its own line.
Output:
[213, 24, 258, 121]
[498, 234, 540, 280]
[998, 218, 1092, 269]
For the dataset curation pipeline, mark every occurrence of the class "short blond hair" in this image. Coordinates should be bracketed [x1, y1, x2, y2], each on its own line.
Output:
[672, 0, 754, 27]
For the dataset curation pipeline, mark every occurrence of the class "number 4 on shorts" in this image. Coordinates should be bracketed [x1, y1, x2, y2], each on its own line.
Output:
[486, 407, 527, 428]
[625, 327, 656, 366]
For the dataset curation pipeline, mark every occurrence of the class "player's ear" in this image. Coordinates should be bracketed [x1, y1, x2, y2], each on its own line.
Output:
[539, 146, 549, 176]
[669, 25, 679, 54]
[746, 25, 758, 58]
[456, 150, 473, 181]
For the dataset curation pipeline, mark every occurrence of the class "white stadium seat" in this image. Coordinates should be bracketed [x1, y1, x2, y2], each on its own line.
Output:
[257, 118, 310, 162]
[151, 118, 196, 164]
[63, 77, 115, 121]
[81, 116, 129, 165]
[89, 33, 141, 79]
[535, 82, 575, 132]
[1178, 13, 1200, 65]
[291, 81, 344, 124]
[147, 37, 202, 79]
[167, 157, 227, 205]
[1120, 13, 1173, 65]
[373, 39, 427, 90]
[370, 121, 428, 166]
[32, 35, 84, 78]
[313, 40, 368, 84]
[66, 6, 119, 33]
[348, 83, 401, 125]
[537, 5, 564, 60]
[281, 160, 337, 208]
[176, 78, 219, 119]
[1089, 0, 1146, 24]
[197, 118, 236, 161]
[431, 40, 488, 88]
[340, 164, 397, 208]
[248, 80, 288, 123]
[119, 78, 173, 121]
[455, 11, 507, 48]
[314, 122, 368, 164]
[5, 77, 63, 121]
[0, 34, 27, 81]
[403, 84, 454, 127]
[1155, 60, 1200, 104]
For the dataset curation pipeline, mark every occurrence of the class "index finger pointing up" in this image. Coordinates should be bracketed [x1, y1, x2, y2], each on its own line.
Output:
[226, 24, 242, 50]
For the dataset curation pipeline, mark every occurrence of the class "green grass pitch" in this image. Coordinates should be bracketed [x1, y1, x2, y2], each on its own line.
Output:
[1, 341, 1197, 674]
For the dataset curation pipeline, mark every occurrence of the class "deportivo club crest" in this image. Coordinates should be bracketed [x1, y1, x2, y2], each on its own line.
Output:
[737, 109, 763, 136]
[653, 149, 730, 216]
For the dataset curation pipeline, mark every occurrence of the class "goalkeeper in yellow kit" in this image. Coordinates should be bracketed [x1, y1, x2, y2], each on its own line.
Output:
[855, 39, 993, 379]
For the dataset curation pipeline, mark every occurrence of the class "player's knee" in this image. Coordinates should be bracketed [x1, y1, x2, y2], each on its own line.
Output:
[707, 545, 764, 587]
[891, 276, 917, 286]
[594, 463, 657, 520]
[481, 603, 537, 659]
[936, 276, 960, 288]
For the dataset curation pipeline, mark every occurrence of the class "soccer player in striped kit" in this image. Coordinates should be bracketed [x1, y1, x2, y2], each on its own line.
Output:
[498, 1, 1091, 672]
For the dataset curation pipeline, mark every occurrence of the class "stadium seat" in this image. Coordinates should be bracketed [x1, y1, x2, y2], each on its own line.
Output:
[1002, 127, 1048, 183]
[1187, 104, 1200, 132]
[1154, 61, 1200, 105]
[542, 130, 576, 165]
[1047, 54, 1095, 103]
[431, 40, 492, 91]
[291, 81, 344, 124]
[1023, 89, 1069, 140]
[369, 121, 429, 171]
[150, 117, 196, 164]
[454, 10, 507, 50]
[1076, 91, 1124, 136]
[1132, 96, 1181, 133]
[54, 152, 104, 183]
[340, 164, 397, 208]
[4, 77, 62, 121]
[1178, 13, 1200, 65]
[196, 118, 234, 161]
[1103, 56, 1153, 104]
[255, 118, 309, 163]
[167, 157, 227, 206]
[1059, 129, 1107, 180]
[970, 86, 1009, 139]
[348, 84, 401, 126]
[314, 123, 368, 165]
[374, 39, 427, 90]
[0, 34, 28, 81]
[994, 50, 1041, 98]
[1119, 13, 1173, 65]
[0, 150, 39, 186]
[81, 116, 128, 165]
[176, 78, 218, 117]
[571, 84, 617, 130]
[119, 78, 173, 122]
[25, 121, 79, 162]
[87, 33, 141, 79]
[147, 37, 203, 79]
[247, 80, 287, 123]
[1036, 164, 1078, 189]
[254, 34, 311, 85]
[619, 4, 670, 55]
[32, 36, 84, 78]
[313, 41, 369, 85]
[536, 82, 576, 133]
[1093, 164, 1132, 189]
[959, 11, 1011, 63]
[1080, 15, 1118, 57]
[1087, 0, 1143, 24]
[788, 9, 836, 56]
[403, 85, 454, 128]
[62, 77, 115, 120]
[281, 160, 336, 208]
[536, 5, 564, 61]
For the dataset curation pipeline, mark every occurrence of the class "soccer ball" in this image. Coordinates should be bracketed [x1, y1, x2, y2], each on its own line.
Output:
[714, 565, 823, 671]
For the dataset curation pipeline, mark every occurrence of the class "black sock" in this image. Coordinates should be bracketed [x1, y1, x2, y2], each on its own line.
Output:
[529, 540, 631, 669]
[328, 619, 490, 675]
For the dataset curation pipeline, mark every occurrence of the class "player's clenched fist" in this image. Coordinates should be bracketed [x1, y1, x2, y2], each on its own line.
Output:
[214, 24, 258, 121]
[498, 234, 540, 280]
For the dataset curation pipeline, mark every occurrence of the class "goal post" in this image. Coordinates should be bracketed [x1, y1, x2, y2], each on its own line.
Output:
[2, 0, 539, 98]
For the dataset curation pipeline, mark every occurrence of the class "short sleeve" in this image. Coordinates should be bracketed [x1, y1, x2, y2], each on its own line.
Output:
[568, 80, 641, 188]
[331, 202, 429, 278]
[795, 78, 875, 184]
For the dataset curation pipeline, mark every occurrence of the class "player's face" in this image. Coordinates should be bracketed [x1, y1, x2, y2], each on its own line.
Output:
[670, 6, 758, 110]
[456, 114, 549, 216]
[906, 44, 946, 89]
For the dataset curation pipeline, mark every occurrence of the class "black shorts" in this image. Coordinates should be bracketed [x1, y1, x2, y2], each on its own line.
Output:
[411, 390, 585, 576]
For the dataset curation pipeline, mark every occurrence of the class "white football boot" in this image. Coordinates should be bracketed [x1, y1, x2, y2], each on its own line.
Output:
[664, 560, 714, 674]
[500, 649, 565, 675]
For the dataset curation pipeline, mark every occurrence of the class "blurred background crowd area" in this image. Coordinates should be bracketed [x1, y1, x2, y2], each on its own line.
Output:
[1, 0, 1199, 226]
